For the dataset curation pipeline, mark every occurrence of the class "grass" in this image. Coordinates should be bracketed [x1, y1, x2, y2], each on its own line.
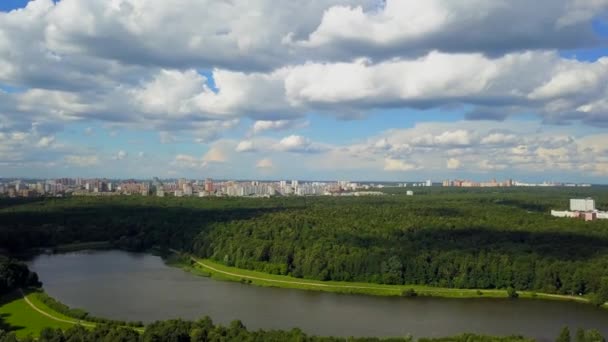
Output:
[0, 291, 75, 338]
[0, 289, 147, 338]
[182, 255, 599, 305]
[52, 241, 112, 253]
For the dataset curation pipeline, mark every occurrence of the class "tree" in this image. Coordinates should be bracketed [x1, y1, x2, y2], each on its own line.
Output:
[576, 329, 586, 342]
[556, 327, 570, 342]
[590, 277, 608, 307]
[381, 256, 404, 285]
[507, 287, 519, 299]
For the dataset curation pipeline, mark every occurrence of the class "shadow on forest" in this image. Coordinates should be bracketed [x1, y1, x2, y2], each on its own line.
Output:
[494, 199, 549, 213]
[0, 292, 26, 334]
[340, 227, 608, 261]
[0, 201, 302, 252]
[0, 197, 48, 210]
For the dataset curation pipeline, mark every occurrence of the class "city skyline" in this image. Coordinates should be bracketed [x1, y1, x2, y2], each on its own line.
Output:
[1, 1, 608, 182]
[1, 176, 596, 200]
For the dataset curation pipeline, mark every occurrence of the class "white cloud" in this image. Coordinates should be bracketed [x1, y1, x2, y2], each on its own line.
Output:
[114, 150, 128, 160]
[296, 0, 608, 57]
[130, 69, 208, 117]
[256, 158, 274, 169]
[251, 120, 308, 134]
[64, 155, 99, 167]
[236, 140, 256, 152]
[203, 147, 228, 163]
[1, 0, 608, 180]
[0, 0, 606, 134]
[446, 158, 461, 169]
[480, 133, 518, 146]
[275, 135, 325, 153]
[277, 135, 309, 151]
[384, 158, 419, 171]
[36, 136, 55, 148]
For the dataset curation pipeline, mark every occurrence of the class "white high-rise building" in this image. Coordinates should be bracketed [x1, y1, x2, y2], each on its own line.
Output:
[570, 198, 596, 212]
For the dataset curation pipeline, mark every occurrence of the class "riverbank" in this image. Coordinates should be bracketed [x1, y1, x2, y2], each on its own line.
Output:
[177, 253, 604, 307]
[0, 289, 145, 338]
[0, 290, 91, 338]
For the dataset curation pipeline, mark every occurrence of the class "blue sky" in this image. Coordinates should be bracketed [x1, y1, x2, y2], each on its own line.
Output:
[1, 0, 608, 182]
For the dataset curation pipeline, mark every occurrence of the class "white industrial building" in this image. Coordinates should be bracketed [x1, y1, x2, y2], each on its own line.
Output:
[551, 198, 606, 221]
[570, 198, 595, 212]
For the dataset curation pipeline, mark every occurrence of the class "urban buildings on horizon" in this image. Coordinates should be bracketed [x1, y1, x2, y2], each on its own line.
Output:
[442, 178, 592, 188]
[0, 176, 595, 199]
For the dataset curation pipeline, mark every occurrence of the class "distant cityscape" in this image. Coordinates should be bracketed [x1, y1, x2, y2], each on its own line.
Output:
[0, 177, 595, 198]
[442, 178, 592, 188]
[0, 178, 391, 198]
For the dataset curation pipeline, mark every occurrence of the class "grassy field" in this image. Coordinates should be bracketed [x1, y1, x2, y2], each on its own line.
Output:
[0, 291, 77, 338]
[184, 255, 600, 305]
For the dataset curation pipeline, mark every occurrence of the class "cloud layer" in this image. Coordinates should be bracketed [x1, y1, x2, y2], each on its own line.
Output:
[1, 0, 607, 180]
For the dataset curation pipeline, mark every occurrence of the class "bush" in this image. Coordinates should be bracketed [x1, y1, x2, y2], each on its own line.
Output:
[507, 287, 519, 299]
[402, 288, 417, 297]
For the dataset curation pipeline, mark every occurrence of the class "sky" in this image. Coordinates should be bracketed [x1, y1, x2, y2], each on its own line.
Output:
[1, 1, 608, 182]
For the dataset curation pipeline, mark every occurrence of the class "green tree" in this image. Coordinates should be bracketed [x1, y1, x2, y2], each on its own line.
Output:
[556, 327, 570, 342]
[590, 277, 608, 306]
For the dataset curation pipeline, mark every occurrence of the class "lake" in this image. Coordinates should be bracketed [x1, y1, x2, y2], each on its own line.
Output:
[28, 250, 608, 341]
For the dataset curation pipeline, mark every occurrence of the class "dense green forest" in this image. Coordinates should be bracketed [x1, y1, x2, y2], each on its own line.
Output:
[0, 320, 604, 342]
[1, 187, 608, 299]
[0, 257, 40, 296]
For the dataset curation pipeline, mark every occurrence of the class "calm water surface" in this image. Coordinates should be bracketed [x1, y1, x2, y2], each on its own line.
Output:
[28, 250, 608, 341]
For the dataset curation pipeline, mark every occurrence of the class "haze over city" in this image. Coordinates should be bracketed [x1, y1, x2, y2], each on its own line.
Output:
[0, 0, 608, 182]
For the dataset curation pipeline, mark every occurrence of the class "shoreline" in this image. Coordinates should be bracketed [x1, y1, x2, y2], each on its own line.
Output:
[169, 251, 606, 308]
[0, 289, 145, 338]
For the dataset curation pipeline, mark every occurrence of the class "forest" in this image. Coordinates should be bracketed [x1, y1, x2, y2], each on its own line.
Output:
[0, 319, 604, 342]
[0, 257, 40, 297]
[1, 187, 608, 299]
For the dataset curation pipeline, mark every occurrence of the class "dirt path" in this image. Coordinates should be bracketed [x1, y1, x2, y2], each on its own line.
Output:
[19, 289, 96, 328]
[190, 257, 593, 303]
[193, 258, 398, 291]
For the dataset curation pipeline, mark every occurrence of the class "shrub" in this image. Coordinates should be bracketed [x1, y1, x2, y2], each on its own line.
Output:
[402, 288, 417, 297]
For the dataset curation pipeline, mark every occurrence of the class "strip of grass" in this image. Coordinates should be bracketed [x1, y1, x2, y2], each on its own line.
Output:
[52, 241, 113, 252]
[0, 291, 75, 338]
[186, 256, 595, 305]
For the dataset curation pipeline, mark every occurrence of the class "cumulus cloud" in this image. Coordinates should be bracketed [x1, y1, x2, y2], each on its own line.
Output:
[1, 0, 608, 179]
[446, 158, 461, 169]
[384, 158, 419, 171]
[251, 120, 308, 134]
[296, 0, 608, 57]
[0, 1, 606, 133]
[36, 136, 55, 148]
[203, 147, 228, 163]
[275, 135, 326, 153]
[256, 158, 274, 169]
[236, 140, 256, 153]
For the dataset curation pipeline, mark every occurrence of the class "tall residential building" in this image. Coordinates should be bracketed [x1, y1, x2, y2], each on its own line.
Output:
[183, 184, 193, 196]
[204, 178, 214, 192]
